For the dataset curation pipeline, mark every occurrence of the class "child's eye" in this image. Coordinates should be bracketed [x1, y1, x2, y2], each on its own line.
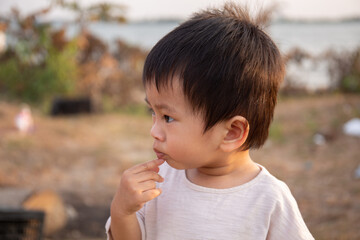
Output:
[164, 115, 174, 123]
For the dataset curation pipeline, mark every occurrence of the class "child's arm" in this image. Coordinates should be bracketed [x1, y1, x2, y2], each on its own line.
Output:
[109, 159, 165, 240]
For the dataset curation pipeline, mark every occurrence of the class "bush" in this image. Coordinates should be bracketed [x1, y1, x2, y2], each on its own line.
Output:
[0, 42, 78, 103]
[0, 5, 143, 108]
[327, 48, 360, 93]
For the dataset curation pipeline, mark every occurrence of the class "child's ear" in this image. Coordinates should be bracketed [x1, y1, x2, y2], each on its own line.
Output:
[220, 116, 249, 152]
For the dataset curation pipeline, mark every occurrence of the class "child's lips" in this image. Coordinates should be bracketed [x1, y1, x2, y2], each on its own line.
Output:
[154, 149, 166, 159]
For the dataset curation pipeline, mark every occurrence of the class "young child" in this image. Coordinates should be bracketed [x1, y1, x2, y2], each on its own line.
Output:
[106, 2, 314, 240]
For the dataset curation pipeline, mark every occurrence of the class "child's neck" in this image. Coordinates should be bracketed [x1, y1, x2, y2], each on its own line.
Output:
[186, 150, 261, 189]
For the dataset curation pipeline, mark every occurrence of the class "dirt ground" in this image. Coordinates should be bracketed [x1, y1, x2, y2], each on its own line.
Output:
[0, 94, 359, 240]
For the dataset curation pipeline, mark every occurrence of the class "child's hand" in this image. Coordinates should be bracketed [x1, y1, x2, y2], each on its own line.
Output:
[111, 159, 165, 216]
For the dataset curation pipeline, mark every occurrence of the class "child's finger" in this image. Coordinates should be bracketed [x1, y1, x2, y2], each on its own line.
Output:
[138, 180, 157, 192]
[148, 165, 160, 173]
[132, 159, 165, 174]
[141, 188, 162, 202]
[136, 171, 164, 183]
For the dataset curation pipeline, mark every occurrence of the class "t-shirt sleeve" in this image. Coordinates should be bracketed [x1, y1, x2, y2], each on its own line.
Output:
[136, 205, 146, 240]
[105, 216, 112, 240]
[267, 183, 314, 240]
[104, 207, 146, 240]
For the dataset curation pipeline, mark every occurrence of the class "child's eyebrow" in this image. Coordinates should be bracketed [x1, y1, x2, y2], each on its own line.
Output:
[144, 97, 176, 113]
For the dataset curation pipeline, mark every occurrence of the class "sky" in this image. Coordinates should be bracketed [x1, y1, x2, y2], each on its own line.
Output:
[0, 0, 360, 21]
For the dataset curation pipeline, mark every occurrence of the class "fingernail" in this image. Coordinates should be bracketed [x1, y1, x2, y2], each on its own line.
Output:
[157, 159, 165, 163]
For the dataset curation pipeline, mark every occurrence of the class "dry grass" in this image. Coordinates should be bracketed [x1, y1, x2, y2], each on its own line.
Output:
[0, 94, 359, 239]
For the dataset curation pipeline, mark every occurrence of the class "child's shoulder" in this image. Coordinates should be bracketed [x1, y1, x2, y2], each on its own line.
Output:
[257, 165, 297, 203]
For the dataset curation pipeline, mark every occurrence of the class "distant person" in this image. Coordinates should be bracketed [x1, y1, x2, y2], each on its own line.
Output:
[15, 104, 34, 134]
[106, 2, 314, 240]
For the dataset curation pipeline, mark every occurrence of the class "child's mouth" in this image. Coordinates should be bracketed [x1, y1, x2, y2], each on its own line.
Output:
[154, 149, 166, 159]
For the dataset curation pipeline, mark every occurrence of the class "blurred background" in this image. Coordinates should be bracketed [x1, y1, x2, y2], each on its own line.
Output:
[0, 0, 359, 239]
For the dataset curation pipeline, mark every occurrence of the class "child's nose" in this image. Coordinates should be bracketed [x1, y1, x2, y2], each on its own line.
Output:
[150, 121, 165, 142]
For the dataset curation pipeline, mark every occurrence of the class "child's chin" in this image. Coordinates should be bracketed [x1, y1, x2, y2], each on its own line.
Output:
[165, 160, 187, 170]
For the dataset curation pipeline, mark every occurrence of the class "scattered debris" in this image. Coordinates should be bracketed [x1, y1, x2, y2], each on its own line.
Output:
[354, 165, 360, 179]
[313, 133, 326, 145]
[65, 204, 78, 220]
[343, 118, 360, 137]
[304, 161, 313, 171]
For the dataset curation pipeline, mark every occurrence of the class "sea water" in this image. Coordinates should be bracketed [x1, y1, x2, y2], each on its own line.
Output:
[65, 20, 360, 90]
[83, 20, 360, 54]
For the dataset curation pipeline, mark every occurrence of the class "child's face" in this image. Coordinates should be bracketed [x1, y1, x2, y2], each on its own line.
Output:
[145, 79, 224, 170]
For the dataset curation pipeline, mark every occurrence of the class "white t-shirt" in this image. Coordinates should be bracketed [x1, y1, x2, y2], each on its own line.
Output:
[106, 163, 314, 240]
